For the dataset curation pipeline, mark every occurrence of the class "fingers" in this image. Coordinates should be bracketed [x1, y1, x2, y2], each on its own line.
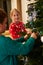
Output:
[24, 34, 28, 40]
[31, 32, 38, 39]
[26, 28, 32, 35]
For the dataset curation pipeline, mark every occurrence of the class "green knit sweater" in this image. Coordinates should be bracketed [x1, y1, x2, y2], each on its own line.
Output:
[0, 35, 35, 65]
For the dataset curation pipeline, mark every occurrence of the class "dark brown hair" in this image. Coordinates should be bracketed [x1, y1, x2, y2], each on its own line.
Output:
[0, 8, 7, 24]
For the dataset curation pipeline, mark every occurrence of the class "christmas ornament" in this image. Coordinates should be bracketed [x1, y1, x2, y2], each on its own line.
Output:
[41, 36, 43, 43]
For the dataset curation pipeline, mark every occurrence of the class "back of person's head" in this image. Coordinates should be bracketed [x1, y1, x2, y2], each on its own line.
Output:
[0, 8, 7, 24]
[10, 8, 21, 18]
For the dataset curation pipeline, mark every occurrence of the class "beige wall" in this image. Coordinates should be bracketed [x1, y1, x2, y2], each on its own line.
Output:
[21, 0, 28, 24]
[11, 0, 17, 9]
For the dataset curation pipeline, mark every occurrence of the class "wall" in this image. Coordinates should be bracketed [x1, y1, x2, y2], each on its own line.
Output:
[11, 0, 17, 9]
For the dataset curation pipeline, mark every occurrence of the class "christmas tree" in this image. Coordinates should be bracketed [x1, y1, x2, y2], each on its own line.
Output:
[25, 0, 43, 65]
[26, 0, 43, 34]
[18, 0, 43, 65]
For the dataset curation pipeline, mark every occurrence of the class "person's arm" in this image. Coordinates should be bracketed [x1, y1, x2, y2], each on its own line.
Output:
[15, 34, 29, 42]
[5, 33, 37, 55]
[15, 36, 25, 42]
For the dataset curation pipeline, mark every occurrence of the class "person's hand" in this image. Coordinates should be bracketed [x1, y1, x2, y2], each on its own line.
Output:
[24, 28, 32, 40]
[25, 28, 32, 35]
[24, 34, 28, 40]
[31, 32, 38, 39]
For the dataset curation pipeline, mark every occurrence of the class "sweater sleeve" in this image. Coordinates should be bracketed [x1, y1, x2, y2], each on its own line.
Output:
[6, 37, 35, 55]
[15, 36, 25, 42]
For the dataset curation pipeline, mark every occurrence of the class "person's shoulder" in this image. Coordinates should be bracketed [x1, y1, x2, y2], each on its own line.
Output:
[9, 22, 16, 28]
[0, 35, 10, 39]
[0, 35, 5, 38]
[0, 35, 10, 42]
